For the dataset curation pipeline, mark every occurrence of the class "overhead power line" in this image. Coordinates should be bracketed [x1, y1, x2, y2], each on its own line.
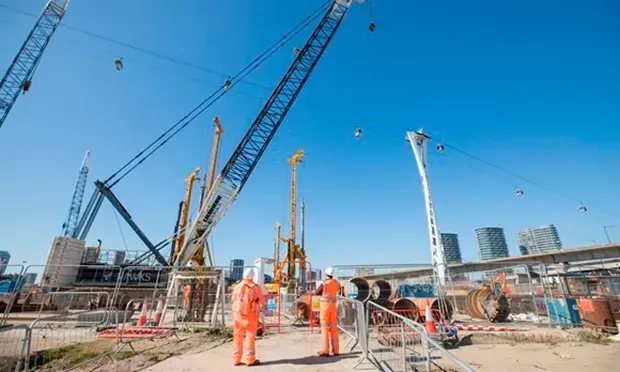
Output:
[0, 2, 271, 91]
[105, 0, 333, 186]
[429, 137, 620, 221]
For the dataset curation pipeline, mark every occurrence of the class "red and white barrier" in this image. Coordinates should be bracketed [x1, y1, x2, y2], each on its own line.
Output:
[453, 323, 525, 332]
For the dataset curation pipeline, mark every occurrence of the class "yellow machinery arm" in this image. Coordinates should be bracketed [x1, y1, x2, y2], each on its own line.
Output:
[286, 149, 304, 281]
[197, 116, 224, 266]
[173, 167, 201, 263]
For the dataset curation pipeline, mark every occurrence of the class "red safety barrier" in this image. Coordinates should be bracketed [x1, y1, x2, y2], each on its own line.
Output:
[96, 327, 171, 339]
[262, 293, 281, 333]
[452, 323, 525, 332]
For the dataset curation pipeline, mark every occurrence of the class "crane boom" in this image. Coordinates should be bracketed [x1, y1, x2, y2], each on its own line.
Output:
[174, 0, 353, 266]
[0, 0, 69, 130]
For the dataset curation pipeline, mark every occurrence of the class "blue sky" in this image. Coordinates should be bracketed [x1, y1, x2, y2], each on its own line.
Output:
[0, 0, 618, 273]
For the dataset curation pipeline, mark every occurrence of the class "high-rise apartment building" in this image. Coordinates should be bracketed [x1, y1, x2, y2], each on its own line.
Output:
[229, 259, 244, 282]
[440, 233, 463, 264]
[474, 227, 509, 261]
[0, 251, 10, 275]
[517, 224, 562, 255]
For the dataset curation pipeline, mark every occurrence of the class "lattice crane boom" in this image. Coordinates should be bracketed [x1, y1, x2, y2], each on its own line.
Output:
[0, 0, 69, 130]
[62, 150, 90, 237]
[174, 0, 353, 266]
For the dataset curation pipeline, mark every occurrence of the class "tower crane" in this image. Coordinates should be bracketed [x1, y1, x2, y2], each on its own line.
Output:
[62, 151, 90, 237]
[0, 0, 70, 130]
[172, 167, 201, 264]
[174, 0, 354, 267]
[197, 116, 224, 267]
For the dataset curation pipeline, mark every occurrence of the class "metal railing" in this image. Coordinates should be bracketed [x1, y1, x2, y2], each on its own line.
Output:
[0, 324, 30, 372]
[366, 301, 473, 372]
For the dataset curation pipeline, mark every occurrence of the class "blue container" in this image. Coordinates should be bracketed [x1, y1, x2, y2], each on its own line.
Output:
[544, 298, 582, 326]
[0, 280, 18, 294]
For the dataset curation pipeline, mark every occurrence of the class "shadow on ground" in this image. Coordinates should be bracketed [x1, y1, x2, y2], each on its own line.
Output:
[259, 352, 360, 366]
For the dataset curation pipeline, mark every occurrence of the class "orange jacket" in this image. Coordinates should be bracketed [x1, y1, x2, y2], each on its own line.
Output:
[232, 280, 264, 329]
[317, 278, 340, 309]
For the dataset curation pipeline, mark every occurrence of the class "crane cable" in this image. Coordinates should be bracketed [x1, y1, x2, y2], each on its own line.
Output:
[106, 0, 333, 186]
[429, 138, 620, 221]
[0, 2, 269, 91]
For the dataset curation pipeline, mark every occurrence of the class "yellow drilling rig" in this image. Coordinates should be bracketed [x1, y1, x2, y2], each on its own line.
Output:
[275, 149, 307, 294]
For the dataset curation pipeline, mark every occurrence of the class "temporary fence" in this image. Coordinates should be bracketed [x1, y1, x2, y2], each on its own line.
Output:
[0, 324, 30, 372]
[35, 291, 110, 321]
[27, 308, 117, 370]
[1, 265, 26, 327]
[366, 301, 473, 372]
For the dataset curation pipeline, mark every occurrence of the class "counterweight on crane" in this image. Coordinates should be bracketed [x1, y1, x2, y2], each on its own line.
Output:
[174, 0, 354, 267]
[62, 151, 90, 237]
[0, 0, 70, 130]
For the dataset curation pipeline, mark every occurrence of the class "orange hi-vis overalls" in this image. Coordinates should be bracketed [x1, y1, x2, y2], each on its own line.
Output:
[318, 278, 340, 355]
[231, 279, 264, 365]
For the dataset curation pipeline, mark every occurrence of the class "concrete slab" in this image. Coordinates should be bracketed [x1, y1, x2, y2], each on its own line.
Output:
[144, 326, 375, 372]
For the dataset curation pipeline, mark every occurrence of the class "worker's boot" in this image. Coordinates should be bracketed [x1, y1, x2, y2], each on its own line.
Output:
[317, 352, 330, 357]
[247, 360, 261, 366]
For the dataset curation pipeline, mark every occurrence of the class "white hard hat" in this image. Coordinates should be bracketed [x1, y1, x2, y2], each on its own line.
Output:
[325, 267, 334, 277]
[243, 268, 255, 280]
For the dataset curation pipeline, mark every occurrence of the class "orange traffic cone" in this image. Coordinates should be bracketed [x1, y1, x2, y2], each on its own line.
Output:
[136, 299, 148, 327]
[152, 295, 165, 326]
[425, 305, 438, 334]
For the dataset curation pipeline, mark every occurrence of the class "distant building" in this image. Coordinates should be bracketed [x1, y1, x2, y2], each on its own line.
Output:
[475, 227, 509, 261]
[440, 233, 463, 264]
[0, 251, 10, 275]
[22, 273, 37, 285]
[230, 259, 244, 282]
[517, 224, 562, 255]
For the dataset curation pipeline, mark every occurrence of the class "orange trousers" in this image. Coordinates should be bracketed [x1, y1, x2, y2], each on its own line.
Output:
[320, 304, 339, 355]
[232, 319, 258, 364]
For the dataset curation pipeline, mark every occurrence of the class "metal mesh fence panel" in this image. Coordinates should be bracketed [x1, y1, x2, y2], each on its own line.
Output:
[0, 324, 29, 372]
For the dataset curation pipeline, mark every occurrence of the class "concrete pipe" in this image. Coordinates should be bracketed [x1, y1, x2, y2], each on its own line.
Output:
[345, 277, 371, 302]
[390, 298, 420, 322]
[369, 280, 392, 301]
[410, 297, 454, 321]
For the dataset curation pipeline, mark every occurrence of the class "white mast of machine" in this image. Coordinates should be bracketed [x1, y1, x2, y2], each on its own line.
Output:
[406, 129, 448, 287]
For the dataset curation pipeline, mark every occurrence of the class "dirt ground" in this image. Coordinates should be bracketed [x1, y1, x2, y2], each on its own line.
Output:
[143, 327, 368, 372]
[42, 326, 619, 372]
[450, 329, 620, 372]
[452, 342, 620, 372]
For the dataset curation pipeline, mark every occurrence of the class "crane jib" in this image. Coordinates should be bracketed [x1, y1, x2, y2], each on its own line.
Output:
[174, 0, 352, 266]
[0, 0, 69, 129]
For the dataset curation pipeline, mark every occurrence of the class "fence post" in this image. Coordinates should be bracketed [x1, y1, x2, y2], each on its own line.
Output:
[400, 322, 407, 372]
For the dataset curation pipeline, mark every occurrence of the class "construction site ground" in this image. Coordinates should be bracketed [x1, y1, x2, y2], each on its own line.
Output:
[82, 326, 620, 372]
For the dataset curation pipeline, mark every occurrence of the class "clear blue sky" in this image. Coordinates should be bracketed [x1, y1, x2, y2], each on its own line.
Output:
[0, 0, 618, 272]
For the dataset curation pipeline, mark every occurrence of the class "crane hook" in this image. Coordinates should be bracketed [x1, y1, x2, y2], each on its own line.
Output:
[369, 22, 376, 32]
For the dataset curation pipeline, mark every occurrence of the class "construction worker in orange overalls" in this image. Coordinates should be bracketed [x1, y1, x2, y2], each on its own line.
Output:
[232, 268, 264, 366]
[314, 266, 340, 357]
